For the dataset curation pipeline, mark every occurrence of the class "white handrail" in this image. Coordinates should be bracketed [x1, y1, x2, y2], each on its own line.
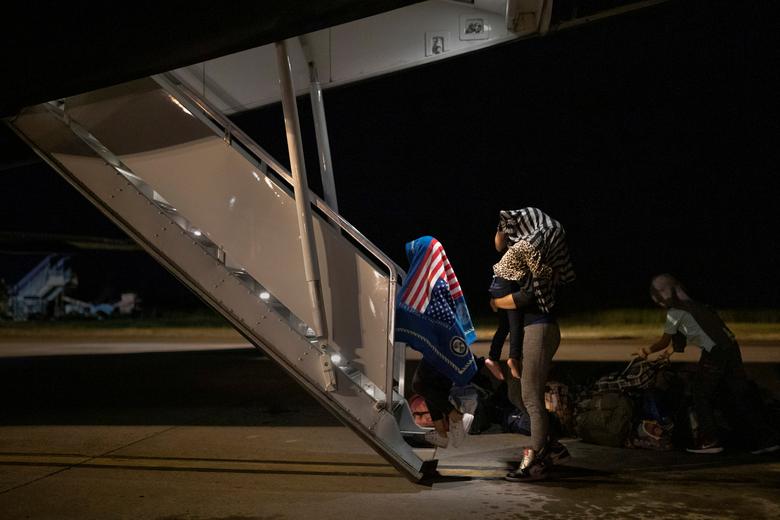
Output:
[153, 72, 405, 408]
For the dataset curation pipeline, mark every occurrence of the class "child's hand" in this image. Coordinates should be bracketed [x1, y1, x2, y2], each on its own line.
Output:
[485, 358, 504, 381]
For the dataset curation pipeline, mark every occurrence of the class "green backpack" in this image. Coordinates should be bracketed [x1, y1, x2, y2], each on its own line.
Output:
[575, 392, 635, 448]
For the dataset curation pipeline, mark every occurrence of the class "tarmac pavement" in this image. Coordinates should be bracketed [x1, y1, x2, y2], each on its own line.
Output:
[0, 342, 778, 519]
[2, 338, 779, 362]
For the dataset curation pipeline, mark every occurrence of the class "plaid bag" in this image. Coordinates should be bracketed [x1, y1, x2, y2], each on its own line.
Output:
[595, 357, 670, 393]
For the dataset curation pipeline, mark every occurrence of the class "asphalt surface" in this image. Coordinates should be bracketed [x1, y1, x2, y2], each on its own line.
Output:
[3, 337, 780, 362]
[0, 342, 779, 519]
[2, 338, 780, 361]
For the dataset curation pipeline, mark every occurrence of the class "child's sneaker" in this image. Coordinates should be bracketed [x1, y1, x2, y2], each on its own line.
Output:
[424, 430, 448, 448]
[547, 440, 571, 465]
[505, 447, 550, 482]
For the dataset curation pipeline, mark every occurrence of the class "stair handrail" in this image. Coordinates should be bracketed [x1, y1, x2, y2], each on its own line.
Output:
[153, 73, 406, 408]
[11, 254, 57, 295]
[154, 74, 406, 276]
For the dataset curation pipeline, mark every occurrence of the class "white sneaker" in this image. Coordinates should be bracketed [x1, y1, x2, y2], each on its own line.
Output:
[448, 415, 466, 448]
[462, 413, 474, 434]
[424, 430, 449, 448]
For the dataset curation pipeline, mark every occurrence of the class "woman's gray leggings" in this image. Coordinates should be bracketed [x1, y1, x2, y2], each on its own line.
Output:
[521, 321, 561, 451]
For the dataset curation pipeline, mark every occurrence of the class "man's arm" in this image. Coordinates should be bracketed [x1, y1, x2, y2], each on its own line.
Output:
[634, 333, 672, 359]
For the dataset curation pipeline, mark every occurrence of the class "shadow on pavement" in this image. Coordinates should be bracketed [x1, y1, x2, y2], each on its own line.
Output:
[0, 348, 340, 427]
[2, 345, 778, 489]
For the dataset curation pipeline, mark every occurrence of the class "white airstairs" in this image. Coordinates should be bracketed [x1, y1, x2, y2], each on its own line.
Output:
[8, 254, 73, 320]
[6, 72, 436, 481]
[5, 1, 669, 481]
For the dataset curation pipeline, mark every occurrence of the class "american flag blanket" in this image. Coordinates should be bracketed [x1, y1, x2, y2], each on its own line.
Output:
[395, 236, 477, 385]
[494, 208, 575, 313]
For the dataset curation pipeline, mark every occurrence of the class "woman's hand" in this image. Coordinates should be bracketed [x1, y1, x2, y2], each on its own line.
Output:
[632, 346, 650, 360]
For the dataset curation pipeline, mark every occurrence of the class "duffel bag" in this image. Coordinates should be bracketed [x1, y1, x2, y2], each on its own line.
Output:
[575, 392, 634, 448]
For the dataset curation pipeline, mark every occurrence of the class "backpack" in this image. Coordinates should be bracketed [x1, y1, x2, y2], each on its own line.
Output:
[575, 392, 635, 447]
[632, 419, 674, 451]
[502, 407, 532, 435]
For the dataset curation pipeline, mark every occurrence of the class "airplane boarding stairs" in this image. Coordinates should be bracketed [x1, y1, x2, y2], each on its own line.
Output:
[9, 254, 73, 320]
[6, 74, 436, 481]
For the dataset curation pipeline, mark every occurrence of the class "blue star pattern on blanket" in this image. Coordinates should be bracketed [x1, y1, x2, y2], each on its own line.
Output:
[425, 279, 457, 323]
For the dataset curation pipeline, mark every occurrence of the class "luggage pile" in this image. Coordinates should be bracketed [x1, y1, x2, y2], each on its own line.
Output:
[575, 357, 675, 450]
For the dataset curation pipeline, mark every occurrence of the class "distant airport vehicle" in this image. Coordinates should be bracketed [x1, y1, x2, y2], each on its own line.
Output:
[6, 254, 138, 321]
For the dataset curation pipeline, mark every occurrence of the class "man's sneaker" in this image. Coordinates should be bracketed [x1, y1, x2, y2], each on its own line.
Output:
[505, 448, 550, 482]
[449, 415, 467, 448]
[686, 436, 723, 454]
[424, 430, 448, 448]
[548, 440, 571, 465]
[750, 443, 780, 455]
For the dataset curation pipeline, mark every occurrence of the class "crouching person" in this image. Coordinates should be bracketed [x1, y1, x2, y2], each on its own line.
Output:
[396, 236, 477, 448]
[637, 274, 779, 455]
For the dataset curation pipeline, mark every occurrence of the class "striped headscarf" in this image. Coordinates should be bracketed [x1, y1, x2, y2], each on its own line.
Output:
[493, 208, 575, 313]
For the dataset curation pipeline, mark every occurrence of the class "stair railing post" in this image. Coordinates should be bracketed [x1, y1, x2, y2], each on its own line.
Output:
[275, 39, 328, 340]
[307, 60, 338, 214]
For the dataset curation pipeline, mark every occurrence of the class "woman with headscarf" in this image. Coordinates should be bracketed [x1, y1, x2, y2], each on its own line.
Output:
[396, 236, 477, 449]
[637, 274, 779, 455]
[490, 208, 576, 481]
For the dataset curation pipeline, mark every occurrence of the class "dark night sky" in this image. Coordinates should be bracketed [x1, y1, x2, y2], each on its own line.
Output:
[1, 0, 778, 313]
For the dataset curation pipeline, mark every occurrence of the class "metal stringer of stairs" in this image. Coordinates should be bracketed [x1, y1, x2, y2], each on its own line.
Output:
[5, 71, 435, 482]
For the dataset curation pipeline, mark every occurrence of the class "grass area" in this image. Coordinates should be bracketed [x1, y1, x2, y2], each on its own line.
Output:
[0, 311, 242, 342]
[476, 308, 780, 341]
[1, 308, 779, 342]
